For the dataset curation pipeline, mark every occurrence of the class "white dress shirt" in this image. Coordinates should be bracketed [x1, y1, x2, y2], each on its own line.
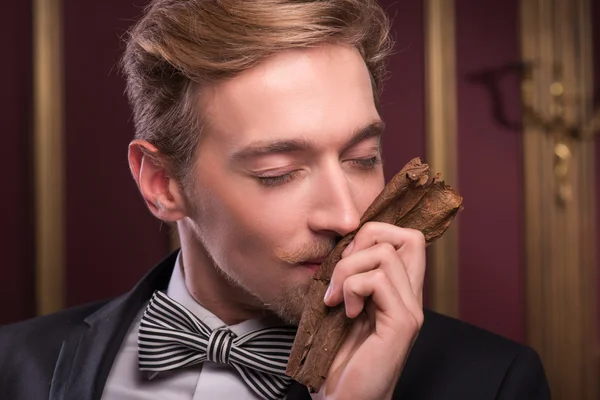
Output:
[102, 252, 289, 399]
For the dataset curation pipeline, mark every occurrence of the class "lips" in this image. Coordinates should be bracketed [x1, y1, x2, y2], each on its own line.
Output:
[297, 259, 325, 274]
[301, 258, 325, 265]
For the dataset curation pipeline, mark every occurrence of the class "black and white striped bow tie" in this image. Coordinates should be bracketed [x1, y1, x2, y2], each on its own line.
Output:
[138, 291, 297, 400]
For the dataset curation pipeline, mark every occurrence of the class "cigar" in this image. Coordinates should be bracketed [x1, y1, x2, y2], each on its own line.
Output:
[286, 157, 463, 392]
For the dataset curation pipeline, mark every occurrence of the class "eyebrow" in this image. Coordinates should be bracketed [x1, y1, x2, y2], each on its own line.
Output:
[230, 120, 385, 162]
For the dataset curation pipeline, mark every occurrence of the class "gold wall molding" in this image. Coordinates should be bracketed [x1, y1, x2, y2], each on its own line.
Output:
[34, 0, 65, 315]
[424, 0, 459, 318]
[521, 0, 597, 398]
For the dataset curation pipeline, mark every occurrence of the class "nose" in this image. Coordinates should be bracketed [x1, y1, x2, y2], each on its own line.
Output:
[307, 165, 361, 237]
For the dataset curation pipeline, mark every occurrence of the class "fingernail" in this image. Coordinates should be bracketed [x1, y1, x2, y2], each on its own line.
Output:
[324, 284, 334, 303]
[341, 240, 355, 258]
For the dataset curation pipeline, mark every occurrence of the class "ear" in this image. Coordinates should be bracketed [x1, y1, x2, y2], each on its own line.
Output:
[128, 139, 187, 222]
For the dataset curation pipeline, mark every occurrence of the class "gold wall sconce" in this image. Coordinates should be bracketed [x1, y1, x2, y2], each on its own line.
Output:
[521, 62, 599, 205]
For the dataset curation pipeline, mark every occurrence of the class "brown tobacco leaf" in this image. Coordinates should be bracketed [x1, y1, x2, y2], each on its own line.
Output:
[285, 157, 463, 392]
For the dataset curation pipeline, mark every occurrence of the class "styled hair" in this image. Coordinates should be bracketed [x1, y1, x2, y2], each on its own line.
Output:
[122, 0, 393, 184]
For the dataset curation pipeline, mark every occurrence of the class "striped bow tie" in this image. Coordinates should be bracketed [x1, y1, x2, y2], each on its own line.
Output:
[138, 291, 297, 400]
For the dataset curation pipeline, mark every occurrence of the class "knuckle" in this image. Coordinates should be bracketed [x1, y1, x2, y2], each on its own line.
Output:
[375, 242, 397, 257]
[372, 268, 388, 283]
[357, 221, 378, 242]
[342, 274, 357, 293]
[361, 221, 379, 235]
[407, 228, 426, 246]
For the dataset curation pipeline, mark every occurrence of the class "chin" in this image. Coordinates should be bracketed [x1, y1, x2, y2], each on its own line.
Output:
[263, 282, 309, 325]
[270, 306, 303, 326]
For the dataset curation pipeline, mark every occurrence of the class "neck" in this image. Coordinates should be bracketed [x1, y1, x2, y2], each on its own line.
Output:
[177, 223, 276, 326]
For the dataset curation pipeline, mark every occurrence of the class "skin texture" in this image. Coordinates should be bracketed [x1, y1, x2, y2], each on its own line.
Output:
[128, 44, 425, 400]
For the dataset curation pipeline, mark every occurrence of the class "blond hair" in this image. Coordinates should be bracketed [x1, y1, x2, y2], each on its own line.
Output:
[122, 0, 393, 184]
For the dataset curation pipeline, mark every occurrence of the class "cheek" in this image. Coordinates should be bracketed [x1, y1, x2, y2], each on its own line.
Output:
[197, 177, 303, 260]
[351, 172, 385, 216]
[231, 192, 304, 250]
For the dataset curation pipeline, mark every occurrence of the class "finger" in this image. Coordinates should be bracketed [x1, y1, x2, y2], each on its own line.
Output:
[386, 253, 424, 321]
[341, 222, 426, 297]
[326, 242, 405, 307]
[328, 246, 423, 324]
[328, 240, 424, 313]
[357, 270, 423, 336]
[342, 268, 401, 318]
[341, 268, 423, 335]
[346, 267, 422, 327]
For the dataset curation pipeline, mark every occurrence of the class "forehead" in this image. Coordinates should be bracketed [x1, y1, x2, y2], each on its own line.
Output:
[200, 45, 380, 148]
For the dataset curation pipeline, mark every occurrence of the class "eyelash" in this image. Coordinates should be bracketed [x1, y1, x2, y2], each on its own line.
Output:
[348, 156, 381, 169]
[256, 171, 301, 187]
[256, 157, 381, 187]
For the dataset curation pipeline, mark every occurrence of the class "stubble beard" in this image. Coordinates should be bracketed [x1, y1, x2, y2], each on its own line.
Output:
[186, 207, 328, 324]
[211, 239, 336, 325]
[262, 281, 308, 325]
[186, 221, 310, 325]
[210, 258, 309, 325]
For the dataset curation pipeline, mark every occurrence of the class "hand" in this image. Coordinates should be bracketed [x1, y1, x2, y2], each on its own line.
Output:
[311, 222, 426, 400]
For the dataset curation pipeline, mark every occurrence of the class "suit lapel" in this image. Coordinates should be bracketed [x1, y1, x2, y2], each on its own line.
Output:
[49, 328, 84, 400]
[50, 252, 178, 400]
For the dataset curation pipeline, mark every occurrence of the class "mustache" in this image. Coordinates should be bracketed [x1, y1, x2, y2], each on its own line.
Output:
[275, 240, 337, 264]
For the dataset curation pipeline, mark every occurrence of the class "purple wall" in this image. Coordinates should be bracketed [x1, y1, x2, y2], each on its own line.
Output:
[379, 0, 427, 178]
[63, 0, 169, 306]
[455, 0, 525, 342]
[378, 0, 429, 303]
[0, 3, 35, 324]
[379, 0, 525, 341]
[594, 0, 600, 345]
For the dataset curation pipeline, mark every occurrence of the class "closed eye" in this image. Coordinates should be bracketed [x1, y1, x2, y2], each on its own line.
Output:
[255, 170, 301, 187]
[347, 156, 381, 169]
[254, 157, 380, 188]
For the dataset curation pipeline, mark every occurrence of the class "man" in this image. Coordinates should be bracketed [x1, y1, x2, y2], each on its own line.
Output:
[0, 0, 549, 399]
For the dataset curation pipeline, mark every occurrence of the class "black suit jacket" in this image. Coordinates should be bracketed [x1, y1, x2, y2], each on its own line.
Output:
[0, 252, 550, 399]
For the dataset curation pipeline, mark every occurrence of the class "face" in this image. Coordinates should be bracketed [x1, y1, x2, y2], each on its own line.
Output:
[183, 45, 385, 323]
